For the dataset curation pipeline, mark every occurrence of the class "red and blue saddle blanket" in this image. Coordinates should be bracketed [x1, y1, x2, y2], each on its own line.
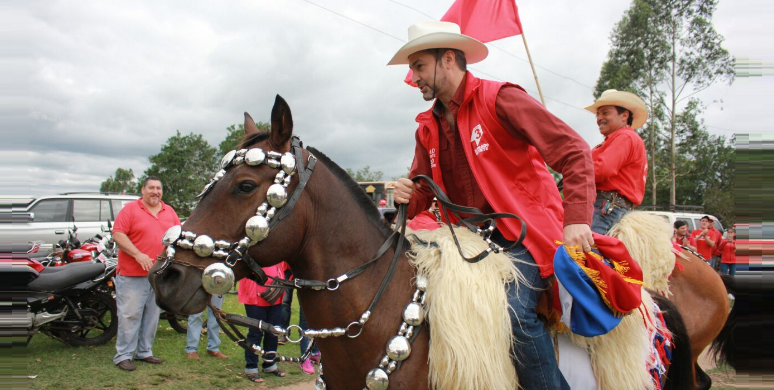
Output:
[552, 233, 644, 337]
[648, 301, 673, 390]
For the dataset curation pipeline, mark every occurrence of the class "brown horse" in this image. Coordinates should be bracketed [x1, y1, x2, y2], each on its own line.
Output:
[670, 249, 730, 389]
[149, 96, 723, 389]
[150, 96, 430, 388]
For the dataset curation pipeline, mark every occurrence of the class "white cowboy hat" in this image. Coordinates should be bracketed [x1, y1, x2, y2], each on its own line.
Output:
[584, 89, 649, 129]
[387, 21, 488, 66]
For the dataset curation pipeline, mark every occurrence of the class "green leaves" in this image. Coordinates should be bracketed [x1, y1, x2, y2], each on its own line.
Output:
[141, 131, 218, 218]
[99, 168, 137, 194]
[345, 166, 384, 182]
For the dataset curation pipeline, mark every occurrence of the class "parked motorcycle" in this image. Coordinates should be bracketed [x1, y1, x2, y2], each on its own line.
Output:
[19, 257, 119, 346]
[32, 224, 116, 268]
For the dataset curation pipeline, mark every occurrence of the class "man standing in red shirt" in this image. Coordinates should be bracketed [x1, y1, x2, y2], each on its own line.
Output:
[718, 227, 737, 275]
[672, 220, 698, 251]
[389, 21, 594, 390]
[585, 89, 648, 234]
[691, 216, 721, 263]
[112, 177, 181, 371]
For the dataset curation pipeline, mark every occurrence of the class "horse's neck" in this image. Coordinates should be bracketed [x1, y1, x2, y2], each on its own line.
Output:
[294, 203, 422, 386]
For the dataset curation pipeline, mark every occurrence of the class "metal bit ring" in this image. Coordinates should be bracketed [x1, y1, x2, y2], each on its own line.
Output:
[285, 324, 304, 344]
[346, 321, 364, 338]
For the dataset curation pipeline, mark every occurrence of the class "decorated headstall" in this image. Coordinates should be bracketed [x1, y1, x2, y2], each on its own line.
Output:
[155, 136, 317, 295]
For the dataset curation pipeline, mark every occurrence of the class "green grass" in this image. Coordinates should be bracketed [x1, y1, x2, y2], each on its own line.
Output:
[26, 292, 315, 389]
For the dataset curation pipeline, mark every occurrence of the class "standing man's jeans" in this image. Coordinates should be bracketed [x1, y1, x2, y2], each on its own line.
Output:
[113, 275, 162, 364]
[298, 307, 319, 356]
[591, 198, 631, 235]
[494, 231, 570, 390]
[186, 294, 224, 353]
[719, 263, 737, 276]
[244, 304, 283, 374]
[711, 256, 722, 270]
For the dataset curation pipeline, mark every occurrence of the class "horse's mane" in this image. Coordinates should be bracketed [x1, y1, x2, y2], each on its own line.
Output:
[306, 146, 392, 236]
[236, 134, 390, 234]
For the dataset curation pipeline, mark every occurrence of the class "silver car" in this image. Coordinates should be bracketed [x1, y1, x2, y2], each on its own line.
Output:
[1, 193, 138, 256]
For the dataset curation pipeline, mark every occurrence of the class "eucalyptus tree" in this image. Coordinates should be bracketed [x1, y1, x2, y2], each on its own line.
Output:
[595, 0, 734, 207]
[100, 167, 137, 194]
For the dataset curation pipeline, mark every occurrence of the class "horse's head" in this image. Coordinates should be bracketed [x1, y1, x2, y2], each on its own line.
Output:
[149, 95, 312, 314]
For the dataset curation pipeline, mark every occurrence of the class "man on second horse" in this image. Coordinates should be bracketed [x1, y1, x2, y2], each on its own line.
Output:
[584, 89, 648, 234]
[389, 21, 596, 390]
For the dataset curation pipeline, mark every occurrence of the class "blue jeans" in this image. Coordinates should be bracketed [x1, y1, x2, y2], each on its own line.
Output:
[719, 263, 736, 276]
[113, 275, 161, 364]
[711, 256, 721, 270]
[493, 230, 570, 390]
[591, 198, 631, 235]
[186, 294, 224, 353]
[244, 304, 283, 374]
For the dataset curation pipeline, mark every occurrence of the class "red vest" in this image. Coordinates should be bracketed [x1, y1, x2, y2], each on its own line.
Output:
[415, 74, 564, 277]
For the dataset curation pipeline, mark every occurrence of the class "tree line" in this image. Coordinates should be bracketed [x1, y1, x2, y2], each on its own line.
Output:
[100, 122, 385, 217]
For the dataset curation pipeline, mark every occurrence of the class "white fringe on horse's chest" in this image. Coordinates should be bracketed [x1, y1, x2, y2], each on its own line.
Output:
[407, 227, 524, 390]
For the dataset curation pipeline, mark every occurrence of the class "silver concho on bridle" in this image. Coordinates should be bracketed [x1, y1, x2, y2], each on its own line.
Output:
[157, 147, 299, 295]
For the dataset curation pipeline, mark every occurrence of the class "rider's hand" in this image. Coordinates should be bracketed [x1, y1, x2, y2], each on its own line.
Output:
[394, 178, 420, 204]
[135, 253, 154, 271]
[563, 224, 594, 252]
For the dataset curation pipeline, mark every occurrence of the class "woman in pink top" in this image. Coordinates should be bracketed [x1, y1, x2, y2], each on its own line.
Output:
[238, 262, 289, 383]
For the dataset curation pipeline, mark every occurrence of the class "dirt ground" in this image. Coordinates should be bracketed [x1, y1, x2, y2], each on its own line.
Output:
[273, 380, 315, 390]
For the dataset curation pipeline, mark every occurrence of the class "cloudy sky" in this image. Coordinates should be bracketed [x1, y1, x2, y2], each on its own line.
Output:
[5, 0, 771, 196]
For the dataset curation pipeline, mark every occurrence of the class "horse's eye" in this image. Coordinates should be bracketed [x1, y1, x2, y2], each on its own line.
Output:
[237, 181, 257, 194]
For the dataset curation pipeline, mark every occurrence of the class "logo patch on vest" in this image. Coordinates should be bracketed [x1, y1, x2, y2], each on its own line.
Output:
[470, 124, 489, 155]
[429, 148, 437, 168]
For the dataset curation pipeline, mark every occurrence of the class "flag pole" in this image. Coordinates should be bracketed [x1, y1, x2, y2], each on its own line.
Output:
[520, 32, 546, 106]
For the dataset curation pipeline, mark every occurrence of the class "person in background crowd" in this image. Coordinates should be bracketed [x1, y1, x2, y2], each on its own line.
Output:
[691, 216, 721, 264]
[112, 177, 181, 371]
[240, 263, 289, 383]
[672, 220, 697, 252]
[585, 89, 649, 234]
[389, 21, 595, 390]
[718, 227, 737, 275]
[185, 294, 228, 360]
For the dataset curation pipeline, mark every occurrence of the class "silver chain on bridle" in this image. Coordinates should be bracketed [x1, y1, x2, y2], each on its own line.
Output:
[153, 137, 428, 390]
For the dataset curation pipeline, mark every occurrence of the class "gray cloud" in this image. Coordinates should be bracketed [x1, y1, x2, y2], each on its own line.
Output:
[4, 0, 770, 196]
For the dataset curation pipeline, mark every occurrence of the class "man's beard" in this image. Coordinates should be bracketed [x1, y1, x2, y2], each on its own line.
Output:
[419, 71, 446, 102]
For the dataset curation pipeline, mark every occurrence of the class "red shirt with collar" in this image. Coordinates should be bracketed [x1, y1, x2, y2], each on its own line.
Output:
[719, 240, 737, 264]
[408, 72, 594, 277]
[113, 198, 181, 276]
[592, 127, 647, 206]
[690, 228, 722, 260]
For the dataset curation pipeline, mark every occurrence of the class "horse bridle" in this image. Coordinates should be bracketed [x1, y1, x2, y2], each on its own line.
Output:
[153, 134, 529, 389]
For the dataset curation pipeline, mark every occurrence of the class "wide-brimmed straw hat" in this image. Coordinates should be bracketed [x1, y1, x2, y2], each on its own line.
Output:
[584, 89, 649, 129]
[387, 21, 488, 66]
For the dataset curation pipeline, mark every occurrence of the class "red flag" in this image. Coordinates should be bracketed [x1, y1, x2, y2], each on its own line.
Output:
[441, 0, 523, 42]
[404, 0, 524, 87]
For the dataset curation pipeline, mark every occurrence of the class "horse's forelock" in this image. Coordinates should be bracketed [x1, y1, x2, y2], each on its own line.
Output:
[239, 133, 270, 149]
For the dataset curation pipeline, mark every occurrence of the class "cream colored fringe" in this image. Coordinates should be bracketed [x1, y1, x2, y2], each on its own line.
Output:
[564, 288, 659, 390]
[608, 211, 676, 297]
[407, 227, 524, 390]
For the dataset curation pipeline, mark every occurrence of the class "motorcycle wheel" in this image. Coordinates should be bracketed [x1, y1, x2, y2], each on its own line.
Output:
[62, 292, 118, 347]
[167, 314, 189, 334]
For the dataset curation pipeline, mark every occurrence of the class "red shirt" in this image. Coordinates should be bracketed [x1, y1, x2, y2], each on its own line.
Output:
[690, 228, 722, 260]
[592, 127, 647, 206]
[408, 73, 594, 277]
[237, 262, 289, 306]
[672, 234, 696, 248]
[408, 73, 594, 225]
[719, 240, 737, 264]
[113, 199, 181, 276]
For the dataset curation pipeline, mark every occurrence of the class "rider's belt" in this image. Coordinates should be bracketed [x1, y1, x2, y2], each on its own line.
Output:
[596, 190, 634, 211]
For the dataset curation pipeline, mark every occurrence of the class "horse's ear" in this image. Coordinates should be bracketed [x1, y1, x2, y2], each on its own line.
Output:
[270, 94, 293, 151]
[244, 112, 268, 137]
